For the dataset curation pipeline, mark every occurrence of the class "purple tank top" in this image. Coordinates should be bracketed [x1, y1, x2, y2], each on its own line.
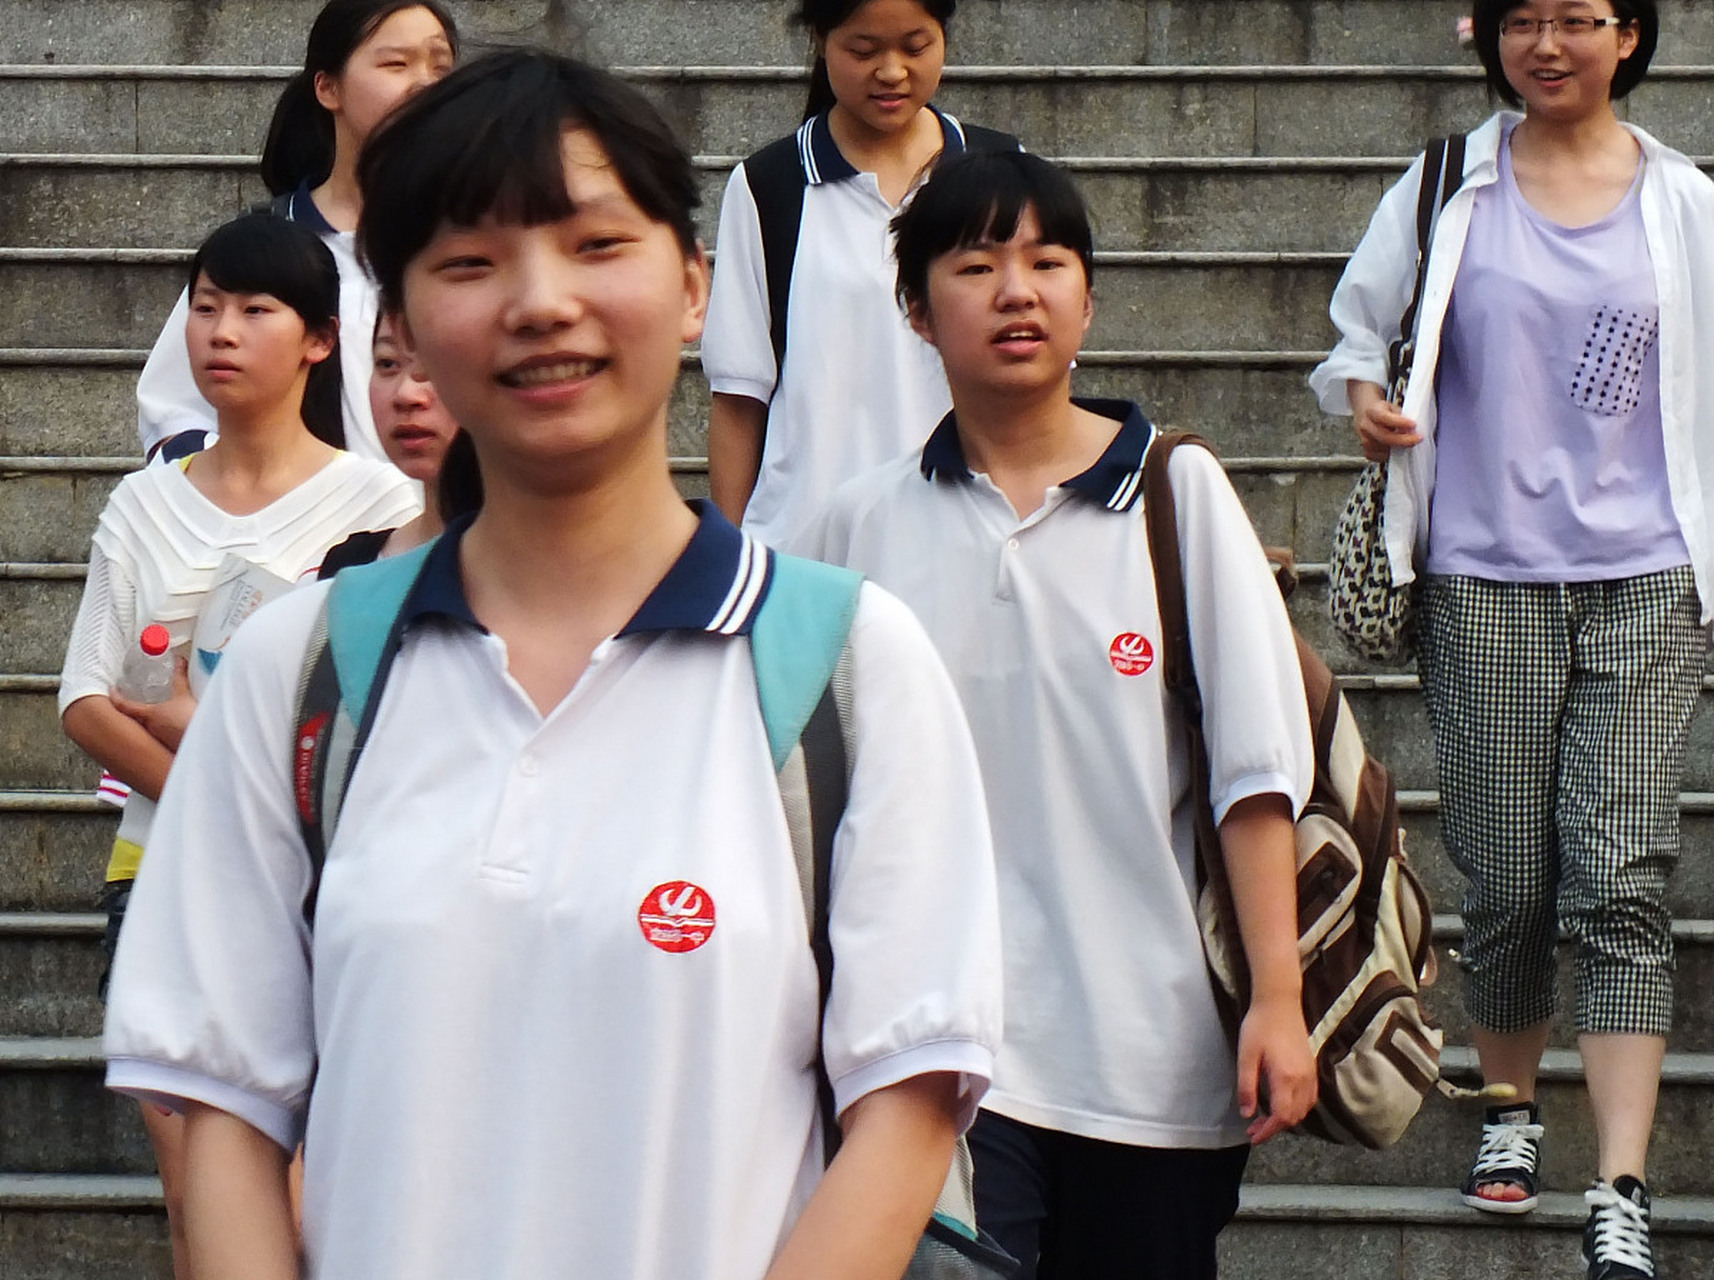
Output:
[1428, 124, 1687, 581]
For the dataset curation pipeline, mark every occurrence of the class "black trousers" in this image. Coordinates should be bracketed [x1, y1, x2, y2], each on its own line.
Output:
[969, 1109, 1249, 1280]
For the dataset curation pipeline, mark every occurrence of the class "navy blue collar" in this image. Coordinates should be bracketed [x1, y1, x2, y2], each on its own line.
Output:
[398, 501, 775, 638]
[286, 182, 337, 237]
[919, 398, 1156, 512]
[797, 104, 969, 186]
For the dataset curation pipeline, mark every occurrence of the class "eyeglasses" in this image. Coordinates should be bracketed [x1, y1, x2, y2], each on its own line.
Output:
[1498, 15, 1626, 40]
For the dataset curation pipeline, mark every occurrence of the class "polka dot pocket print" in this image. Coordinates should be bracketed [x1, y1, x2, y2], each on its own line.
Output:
[1571, 307, 1659, 417]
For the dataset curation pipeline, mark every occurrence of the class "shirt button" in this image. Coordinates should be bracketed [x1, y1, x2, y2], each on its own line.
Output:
[1007, 538, 1021, 551]
[518, 755, 539, 777]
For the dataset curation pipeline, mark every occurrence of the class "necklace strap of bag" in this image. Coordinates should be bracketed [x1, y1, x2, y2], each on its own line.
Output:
[1387, 134, 1466, 393]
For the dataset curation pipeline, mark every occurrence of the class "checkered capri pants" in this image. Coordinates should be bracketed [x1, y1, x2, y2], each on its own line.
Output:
[1416, 567, 1706, 1036]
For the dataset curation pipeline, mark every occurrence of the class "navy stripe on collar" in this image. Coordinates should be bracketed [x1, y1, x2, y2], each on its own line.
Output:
[919, 398, 1156, 512]
[398, 502, 775, 638]
[286, 182, 338, 237]
[619, 500, 774, 637]
[798, 105, 969, 186]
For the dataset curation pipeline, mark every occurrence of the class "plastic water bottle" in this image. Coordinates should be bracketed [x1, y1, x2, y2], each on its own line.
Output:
[117, 625, 174, 705]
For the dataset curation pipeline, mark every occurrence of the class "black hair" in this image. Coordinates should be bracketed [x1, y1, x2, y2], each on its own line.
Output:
[435, 429, 484, 521]
[260, 0, 459, 196]
[1470, 0, 1656, 106]
[794, 0, 955, 120]
[891, 150, 1095, 309]
[358, 50, 699, 313]
[186, 212, 345, 447]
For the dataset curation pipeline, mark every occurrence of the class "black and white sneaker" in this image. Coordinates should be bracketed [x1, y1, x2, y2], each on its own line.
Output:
[1460, 1102, 1543, 1214]
[1584, 1176, 1656, 1280]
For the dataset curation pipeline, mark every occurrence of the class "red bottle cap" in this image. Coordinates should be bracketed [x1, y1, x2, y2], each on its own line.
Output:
[139, 625, 171, 656]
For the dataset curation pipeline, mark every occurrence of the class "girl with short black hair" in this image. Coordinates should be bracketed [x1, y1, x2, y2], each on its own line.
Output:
[1312, 5, 1705, 1276]
[63, 211, 417, 1280]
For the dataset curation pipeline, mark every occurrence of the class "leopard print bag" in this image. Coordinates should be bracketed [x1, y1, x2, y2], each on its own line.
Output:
[1328, 133, 1466, 665]
[1329, 462, 1414, 662]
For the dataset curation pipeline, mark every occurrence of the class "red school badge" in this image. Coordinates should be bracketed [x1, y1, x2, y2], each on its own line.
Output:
[1108, 632, 1155, 677]
[637, 881, 717, 954]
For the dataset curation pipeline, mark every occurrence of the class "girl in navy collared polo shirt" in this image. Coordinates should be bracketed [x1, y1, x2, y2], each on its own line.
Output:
[705, 0, 1018, 548]
[136, 0, 459, 463]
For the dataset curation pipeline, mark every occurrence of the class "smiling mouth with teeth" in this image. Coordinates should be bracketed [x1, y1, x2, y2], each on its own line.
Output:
[500, 358, 606, 388]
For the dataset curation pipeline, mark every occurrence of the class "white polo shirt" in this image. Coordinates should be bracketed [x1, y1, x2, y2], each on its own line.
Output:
[704, 108, 982, 548]
[799, 401, 1313, 1149]
[105, 503, 1002, 1280]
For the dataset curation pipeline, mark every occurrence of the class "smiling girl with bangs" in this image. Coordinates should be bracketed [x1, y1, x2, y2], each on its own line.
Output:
[1312, 6, 1714, 1275]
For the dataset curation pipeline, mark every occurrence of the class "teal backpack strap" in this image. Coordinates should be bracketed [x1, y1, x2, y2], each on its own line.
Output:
[751, 552, 862, 1164]
[749, 552, 863, 771]
[291, 542, 434, 924]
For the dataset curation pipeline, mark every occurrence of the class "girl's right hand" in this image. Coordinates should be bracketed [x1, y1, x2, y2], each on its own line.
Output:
[1348, 379, 1421, 463]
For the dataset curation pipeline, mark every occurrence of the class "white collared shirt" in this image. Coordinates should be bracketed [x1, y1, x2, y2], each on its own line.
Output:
[1311, 112, 1714, 619]
[105, 504, 1001, 1280]
[703, 110, 985, 548]
[799, 403, 1313, 1148]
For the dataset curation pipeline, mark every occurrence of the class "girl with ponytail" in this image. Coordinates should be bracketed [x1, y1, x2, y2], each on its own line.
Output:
[703, 0, 1017, 548]
[136, 0, 457, 464]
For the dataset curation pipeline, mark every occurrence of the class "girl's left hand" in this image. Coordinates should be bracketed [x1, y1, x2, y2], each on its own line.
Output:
[1236, 992, 1318, 1144]
[112, 657, 197, 753]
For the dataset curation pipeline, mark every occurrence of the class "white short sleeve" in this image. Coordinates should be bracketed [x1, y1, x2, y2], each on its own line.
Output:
[1170, 446, 1314, 823]
[820, 583, 1002, 1130]
[702, 163, 780, 405]
[136, 288, 219, 457]
[59, 541, 137, 713]
[103, 586, 326, 1150]
[1308, 153, 1431, 416]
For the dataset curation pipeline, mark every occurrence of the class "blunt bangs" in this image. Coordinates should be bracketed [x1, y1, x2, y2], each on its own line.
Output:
[891, 150, 1095, 308]
[1471, 1, 1658, 106]
[188, 212, 340, 331]
[359, 49, 700, 312]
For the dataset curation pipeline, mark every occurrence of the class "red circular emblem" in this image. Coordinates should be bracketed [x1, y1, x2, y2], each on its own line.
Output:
[637, 881, 717, 954]
[1108, 632, 1155, 676]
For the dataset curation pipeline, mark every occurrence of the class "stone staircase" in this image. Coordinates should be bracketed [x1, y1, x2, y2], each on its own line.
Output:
[2, 2, 1712, 1276]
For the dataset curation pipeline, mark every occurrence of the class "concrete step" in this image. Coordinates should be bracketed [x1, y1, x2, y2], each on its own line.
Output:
[0, 248, 1347, 352]
[0, 1, 1498, 70]
[0, 348, 1347, 461]
[8, 563, 1714, 783]
[7, 1030, 1714, 1193]
[1424, 918, 1714, 1052]
[5, 784, 1714, 916]
[0, 914, 105, 1039]
[1218, 1185, 1714, 1279]
[12, 60, 1714, 161]
[0, 1039, 154, 1176]
[31, 590, 1714, 790]
[0, 454, 1362, 564]
[0, 1177, 1709, 1280]
[0, 150, 1454, 255]
[1246, 1047, 1714, 1197]
[10, 904, 1714, 1047]
[0, 1175, 167, 1280]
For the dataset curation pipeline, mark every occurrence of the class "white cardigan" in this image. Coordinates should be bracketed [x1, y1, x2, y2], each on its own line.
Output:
[1310, 112, 1714, 622]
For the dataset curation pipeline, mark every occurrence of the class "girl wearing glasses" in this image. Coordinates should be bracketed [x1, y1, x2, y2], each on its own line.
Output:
[1312, 6, 1709, 1278]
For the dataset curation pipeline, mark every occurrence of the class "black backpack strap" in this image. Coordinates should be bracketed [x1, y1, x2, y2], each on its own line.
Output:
[742, 133, 810, 389]
[1387, 133, 1466, 396]
[801, 681, 849, 1164]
